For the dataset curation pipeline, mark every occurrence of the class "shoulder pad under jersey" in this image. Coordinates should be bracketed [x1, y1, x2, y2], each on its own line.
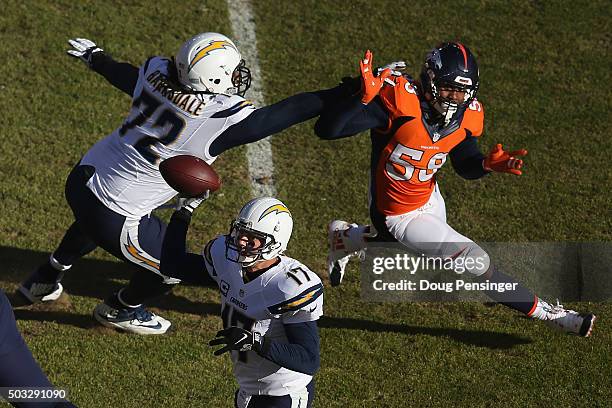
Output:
[201, 235, 227, 278]
[267, 258, 323, 315]
[378, 76, 421, 120]
[462, 99, 485, 137]
[140, 56, 170, 78]
[209, 94, 255, 119]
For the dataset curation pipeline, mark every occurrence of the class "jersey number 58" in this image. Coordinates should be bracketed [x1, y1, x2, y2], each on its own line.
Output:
[386, 143, 447, 182]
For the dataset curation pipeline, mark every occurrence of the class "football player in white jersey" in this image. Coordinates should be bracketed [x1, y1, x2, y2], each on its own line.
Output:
[18, 33, 342, 335]
[160, 197, 322, 408]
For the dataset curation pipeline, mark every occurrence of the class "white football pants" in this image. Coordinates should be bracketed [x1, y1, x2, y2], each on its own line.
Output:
[371, 184, 490, 276]
[235, 385, 311, 408]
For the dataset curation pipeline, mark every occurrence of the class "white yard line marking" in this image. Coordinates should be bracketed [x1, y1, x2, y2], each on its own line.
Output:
[227, 0, 276, 197]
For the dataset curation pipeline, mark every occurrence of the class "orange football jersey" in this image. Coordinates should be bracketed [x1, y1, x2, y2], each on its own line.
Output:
[374, 76, 484, 215]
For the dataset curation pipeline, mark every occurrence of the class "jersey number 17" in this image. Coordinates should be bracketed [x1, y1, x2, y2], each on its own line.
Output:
[221, 304, 255, 363]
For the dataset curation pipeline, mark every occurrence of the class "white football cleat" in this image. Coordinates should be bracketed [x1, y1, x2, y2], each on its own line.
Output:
[19, 257, 70, 304]
[18, 278, 63, 303]
[539, 300, 596, 337]
[93, 301, 171, 335]
[327, 220, 365, 287]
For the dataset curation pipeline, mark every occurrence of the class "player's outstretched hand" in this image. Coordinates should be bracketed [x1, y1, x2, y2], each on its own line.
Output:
[66, 38, 103, 68]
[360, 50, 392, 104]
[484, 143, 528, 175]
[178, 190, 210, 213]
[209, 327, 263, 355]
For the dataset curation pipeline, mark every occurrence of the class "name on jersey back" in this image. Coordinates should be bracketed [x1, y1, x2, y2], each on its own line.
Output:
[146, 70, 206, 116]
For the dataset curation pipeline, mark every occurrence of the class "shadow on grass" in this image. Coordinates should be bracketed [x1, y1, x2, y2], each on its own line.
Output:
[3, 246, 532, 347]
[1, 246, 218, 317]
[318, 316, 532, 349]
[12, 303, 221, 332]
[13, 309, 100, 330]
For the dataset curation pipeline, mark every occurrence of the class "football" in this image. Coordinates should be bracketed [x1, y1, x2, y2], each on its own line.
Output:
[159, 155, 221, 197]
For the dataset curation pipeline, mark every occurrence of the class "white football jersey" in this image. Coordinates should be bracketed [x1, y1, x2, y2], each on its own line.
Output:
[81, 56, 255, 218]
[203, 235, 324, 396]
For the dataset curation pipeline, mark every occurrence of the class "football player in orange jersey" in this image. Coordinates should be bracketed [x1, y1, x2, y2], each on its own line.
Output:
[315, 42, 596, 337]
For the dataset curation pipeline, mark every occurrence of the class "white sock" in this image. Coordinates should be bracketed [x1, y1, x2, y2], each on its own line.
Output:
[117, 289, 141, 308]
[528, 298, 555, 320]
[49, 254, 72, 271]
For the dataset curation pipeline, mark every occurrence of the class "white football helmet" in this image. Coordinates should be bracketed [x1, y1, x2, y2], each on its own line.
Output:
[226, 197, 293, 266]
[175, 32, 251, 96]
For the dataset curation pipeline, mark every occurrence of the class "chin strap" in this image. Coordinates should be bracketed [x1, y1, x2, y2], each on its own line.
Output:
[432, 99, 459, 126]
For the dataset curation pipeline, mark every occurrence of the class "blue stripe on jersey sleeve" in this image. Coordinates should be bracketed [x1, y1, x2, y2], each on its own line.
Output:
[210, 100, 253, 118]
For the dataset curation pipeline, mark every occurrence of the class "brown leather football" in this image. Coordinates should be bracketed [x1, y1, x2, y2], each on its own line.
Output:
[159, 155, 221, 197]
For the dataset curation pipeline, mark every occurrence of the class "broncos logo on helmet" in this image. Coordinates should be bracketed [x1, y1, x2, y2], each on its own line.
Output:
[420, 42, 480, 126]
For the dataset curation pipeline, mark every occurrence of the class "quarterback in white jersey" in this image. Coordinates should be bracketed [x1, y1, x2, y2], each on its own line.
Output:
[161, 197, 322, 407]
[19, 32, 344, 336]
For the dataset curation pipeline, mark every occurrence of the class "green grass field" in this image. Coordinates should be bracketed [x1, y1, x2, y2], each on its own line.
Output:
[1, 0, 610, 406]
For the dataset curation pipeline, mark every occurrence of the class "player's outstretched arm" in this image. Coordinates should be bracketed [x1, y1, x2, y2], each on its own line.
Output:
[160, 196, 216, 287]
[66, 38, 139, 96]
[208, 82, 356, 156]
[208, 53, 402, 155]
[314, 51, 393, 140]
[314, 91, 388, 140]
[483, 143, 528, 176]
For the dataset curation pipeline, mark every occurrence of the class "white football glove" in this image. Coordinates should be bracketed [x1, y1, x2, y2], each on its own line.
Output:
[376, 60, 407, 86]
[66, 38, 103, 68]
[179, 191, 210, 213]
[376, 60, 406, 77]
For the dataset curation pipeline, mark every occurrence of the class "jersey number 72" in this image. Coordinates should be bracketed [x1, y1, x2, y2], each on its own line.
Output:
[119, 89, 186, 164]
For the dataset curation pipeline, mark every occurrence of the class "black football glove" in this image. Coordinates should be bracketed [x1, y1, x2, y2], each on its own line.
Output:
[66, 38, 104, 68]
[209, 327, 263, 356]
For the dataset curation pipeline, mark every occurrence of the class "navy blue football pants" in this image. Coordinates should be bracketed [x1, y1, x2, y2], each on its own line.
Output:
[51, 164, 173, 305]
[0, 290, 76, 407]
